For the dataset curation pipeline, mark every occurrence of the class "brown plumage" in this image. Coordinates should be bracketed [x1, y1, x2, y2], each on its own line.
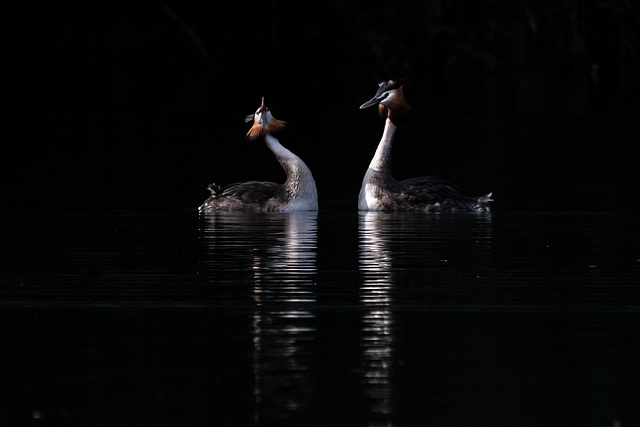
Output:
[246, 98, 286, 139]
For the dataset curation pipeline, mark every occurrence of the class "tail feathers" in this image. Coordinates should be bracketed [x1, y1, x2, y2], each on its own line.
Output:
[472, 192, 493, 212]
[478, 192, 493, 204]
[207, 183, 222, 196]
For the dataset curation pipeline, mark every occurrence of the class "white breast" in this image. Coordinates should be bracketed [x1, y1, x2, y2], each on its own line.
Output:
[358, 177, 383, 211]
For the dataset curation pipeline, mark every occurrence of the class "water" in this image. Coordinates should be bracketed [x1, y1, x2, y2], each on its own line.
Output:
[1, 206, 639, 426]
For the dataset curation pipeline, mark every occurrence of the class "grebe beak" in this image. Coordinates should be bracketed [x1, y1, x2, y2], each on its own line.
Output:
[360, 95, 384, 109]
[257, 96, 266, 113]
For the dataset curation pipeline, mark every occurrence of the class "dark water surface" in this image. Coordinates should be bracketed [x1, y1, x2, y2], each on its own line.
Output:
[1, 205, 639, 426]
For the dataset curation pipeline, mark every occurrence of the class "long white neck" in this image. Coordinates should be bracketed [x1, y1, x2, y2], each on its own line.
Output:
[264, 134, 318, 211]
[368, 117, 397, 174]
[358, 117, 397, 210]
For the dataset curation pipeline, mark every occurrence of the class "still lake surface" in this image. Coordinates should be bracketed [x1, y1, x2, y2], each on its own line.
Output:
[1, 203, 639, 426]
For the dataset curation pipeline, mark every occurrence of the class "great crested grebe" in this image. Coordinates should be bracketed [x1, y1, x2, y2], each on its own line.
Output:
[199, 98, 318, 212]
[358, 79, 493, 212]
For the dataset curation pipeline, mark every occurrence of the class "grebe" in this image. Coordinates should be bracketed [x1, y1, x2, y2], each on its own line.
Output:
[358, 79, 493, 212]
[199, 98, 318, 212]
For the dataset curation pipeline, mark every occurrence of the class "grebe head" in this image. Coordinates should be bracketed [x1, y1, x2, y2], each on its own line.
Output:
[245, 97, 286, 140]
[359, 79, 411, 120]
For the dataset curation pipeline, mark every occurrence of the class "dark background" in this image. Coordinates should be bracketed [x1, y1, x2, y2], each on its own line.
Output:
[4, 0, 640, 211]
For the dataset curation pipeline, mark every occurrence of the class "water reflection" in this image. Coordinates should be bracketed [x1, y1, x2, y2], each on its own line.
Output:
[358, 212, 493, 425]
[201, 212, 318, 424]
[358, 212, 396, 426]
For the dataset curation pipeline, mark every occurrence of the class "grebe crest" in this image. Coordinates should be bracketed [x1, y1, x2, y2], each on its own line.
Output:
[245, 97, 286, 140]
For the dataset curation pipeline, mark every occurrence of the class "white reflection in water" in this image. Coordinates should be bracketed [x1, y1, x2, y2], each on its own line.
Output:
[359, 212, 396, 424]
[358, 211, 493, 425]
[202, 212, 318, 423]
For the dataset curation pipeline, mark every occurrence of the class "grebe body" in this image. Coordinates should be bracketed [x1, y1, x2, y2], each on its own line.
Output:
[358, 80, 492, 212]
[199, 99, 318, 213]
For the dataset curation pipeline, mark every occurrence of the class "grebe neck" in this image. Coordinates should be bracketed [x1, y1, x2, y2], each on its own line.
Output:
[368, 117, 397, 174]
[264, 134, 318, 210]
[358, 117, 398, 210]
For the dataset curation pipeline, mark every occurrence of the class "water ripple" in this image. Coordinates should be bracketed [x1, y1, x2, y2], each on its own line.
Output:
[201, 211, 318, 423]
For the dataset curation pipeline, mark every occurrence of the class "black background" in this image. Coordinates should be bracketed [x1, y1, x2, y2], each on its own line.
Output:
[4, 0, 639, 211]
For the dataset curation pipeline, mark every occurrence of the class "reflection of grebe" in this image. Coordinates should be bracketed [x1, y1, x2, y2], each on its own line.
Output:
[201, 212, 318, 422]
[358, 79, 493, 212]
[249, 213, 318, 423]
[199, 98, 318, 213]
[358, 212, 394, 422]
